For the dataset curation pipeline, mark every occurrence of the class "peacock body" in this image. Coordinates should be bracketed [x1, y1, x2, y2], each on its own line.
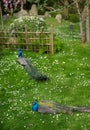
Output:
[32, 100, 90, 114]
[18, 49, 23, 57]
[18, 57, 49, 81]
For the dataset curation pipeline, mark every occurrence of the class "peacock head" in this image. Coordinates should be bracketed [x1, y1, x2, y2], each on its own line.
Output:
[19, 48, 22, 51]
[32, 101, 39, 112]
[32, 101, 37, 105]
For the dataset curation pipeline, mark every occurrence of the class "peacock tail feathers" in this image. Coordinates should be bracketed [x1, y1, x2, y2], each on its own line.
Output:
[18, 57, 49, 81]
[38, 100, 90, 114]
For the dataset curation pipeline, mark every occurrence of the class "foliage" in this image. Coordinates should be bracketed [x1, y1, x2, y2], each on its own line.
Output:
[0, 47, 3, 59]
[53, 35, 63, 53]
[8, 16, 48, 48]
[49, 11, 59, 18]
[27, 0, 40, 4]
[68, 14, 79, 23]
[1, 0, 86, 18]
[0, 31, 8, 55]
[37, 5, 45, 15]
[1, 0, 26, 15]
[9, 16, 47, 32]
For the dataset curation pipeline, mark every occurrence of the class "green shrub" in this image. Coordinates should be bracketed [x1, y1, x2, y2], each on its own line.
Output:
[8, 16, 48, 50]
[9, 16, 47, 32]
[50, 11, 61, 18]
[38, 5, 45, 15]
[50, 12, 57, 18]
[69, 7, 77, 14]
[68, 14, 79, 23]
[54, 35, 63, 53]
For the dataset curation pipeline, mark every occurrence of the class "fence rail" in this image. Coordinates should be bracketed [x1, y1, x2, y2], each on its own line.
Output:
[0, 26, 53, 54]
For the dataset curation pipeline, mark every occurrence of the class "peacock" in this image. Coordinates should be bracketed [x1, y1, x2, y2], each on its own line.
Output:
[18, 48, 23, 57]
[32, 100, 90, 114]
[18, 53, 49, 81]
[32, 101, 39, 112]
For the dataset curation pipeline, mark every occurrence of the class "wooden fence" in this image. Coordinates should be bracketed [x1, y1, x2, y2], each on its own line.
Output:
[0, 26, 53, 54]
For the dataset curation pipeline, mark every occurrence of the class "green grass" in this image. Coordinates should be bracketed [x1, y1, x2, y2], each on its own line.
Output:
[0, 17, 90, 130]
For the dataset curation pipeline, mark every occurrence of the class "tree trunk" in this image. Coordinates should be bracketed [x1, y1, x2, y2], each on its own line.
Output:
[79, 19, 86, 42]
[64, 0, 69, 18]
[75, 0, 86, 42]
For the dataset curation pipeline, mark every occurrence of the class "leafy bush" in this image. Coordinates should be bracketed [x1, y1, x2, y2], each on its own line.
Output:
[69, 6, 77, 14]
[38, 5, 45, 15]
[54, 35, 63, 53]
[9, 16, 47, 32]
[50, 11, 60, 18]
[50, 12, 57, 18]
[68, 14, 79, 23]
[8, 16, 48, 51]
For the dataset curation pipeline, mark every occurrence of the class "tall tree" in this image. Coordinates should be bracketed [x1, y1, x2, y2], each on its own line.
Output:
[74, 0, 90, 43]
[75, 0, 86, 42]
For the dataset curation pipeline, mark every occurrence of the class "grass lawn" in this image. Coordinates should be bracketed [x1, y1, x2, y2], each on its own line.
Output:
[0, 17, 90, 130]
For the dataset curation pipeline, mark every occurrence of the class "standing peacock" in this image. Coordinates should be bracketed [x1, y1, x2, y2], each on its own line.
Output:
[18, 48, 23, 57]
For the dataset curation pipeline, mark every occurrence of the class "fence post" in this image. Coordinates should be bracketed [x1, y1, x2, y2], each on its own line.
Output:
[50, 24, 53, 54]
[25, 25, 28, 50]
